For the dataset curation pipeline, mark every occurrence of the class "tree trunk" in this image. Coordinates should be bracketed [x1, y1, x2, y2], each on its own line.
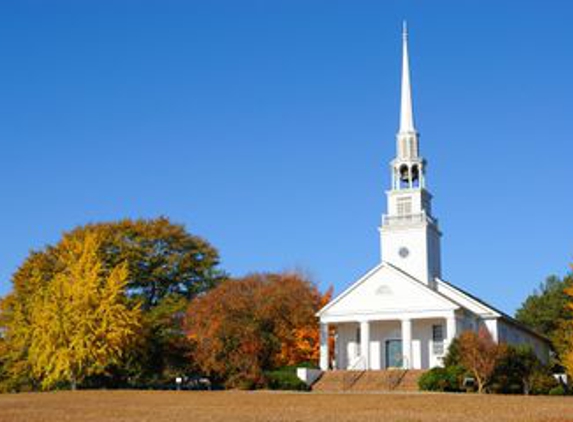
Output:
[523, 378, 531, 395]
[475, 372, 484, 394]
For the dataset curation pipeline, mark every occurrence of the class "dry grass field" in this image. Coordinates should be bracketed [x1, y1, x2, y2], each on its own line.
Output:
[0, 390, 572, 422]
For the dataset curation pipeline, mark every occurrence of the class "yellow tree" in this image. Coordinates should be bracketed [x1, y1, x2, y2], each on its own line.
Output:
[1, 217, 224, 390]
[26, 232, 141, 390]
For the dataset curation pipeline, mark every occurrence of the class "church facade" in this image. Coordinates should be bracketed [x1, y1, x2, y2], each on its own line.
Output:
[316, 25, 551, 371]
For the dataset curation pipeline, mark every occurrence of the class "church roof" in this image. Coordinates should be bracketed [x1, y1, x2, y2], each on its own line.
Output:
[436, 277, 551, 344]
[317, 261, 460, 319]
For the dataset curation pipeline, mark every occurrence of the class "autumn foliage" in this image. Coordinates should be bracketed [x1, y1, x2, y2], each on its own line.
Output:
[457, 327, 505, 393]
[185, 273, 331, 388]
[1, 231, 141, 390]
[0, 218, 225, 391]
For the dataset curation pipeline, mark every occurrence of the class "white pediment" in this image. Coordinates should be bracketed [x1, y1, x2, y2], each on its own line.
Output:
[318, 263, 459, 322]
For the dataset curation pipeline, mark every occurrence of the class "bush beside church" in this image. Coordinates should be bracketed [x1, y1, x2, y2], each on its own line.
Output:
[418, 335, 568, 395]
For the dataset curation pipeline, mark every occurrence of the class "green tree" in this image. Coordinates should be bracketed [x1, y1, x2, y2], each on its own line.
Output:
[65, 217, 225, 308]
[491, 345, 542, 395]
[515, 274, 573, 364]
[563, 282, 573, 377]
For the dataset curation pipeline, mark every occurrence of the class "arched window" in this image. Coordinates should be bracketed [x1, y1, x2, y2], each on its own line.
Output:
[411, 164, 420, 188]
[399, 164, 410, 189]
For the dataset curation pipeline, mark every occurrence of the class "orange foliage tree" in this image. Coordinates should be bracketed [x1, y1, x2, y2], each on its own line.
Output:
[185, 272, 331, 388]
[458, 327, 505, 393]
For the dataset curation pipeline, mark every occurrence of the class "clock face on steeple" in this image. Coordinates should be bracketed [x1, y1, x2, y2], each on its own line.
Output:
[398, 247, 410, 258]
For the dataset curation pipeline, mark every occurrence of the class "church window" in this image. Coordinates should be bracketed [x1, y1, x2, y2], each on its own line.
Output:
[398, 164, 410, 188]
[411, 164, 419, 182]
[432, 324, 444, 355]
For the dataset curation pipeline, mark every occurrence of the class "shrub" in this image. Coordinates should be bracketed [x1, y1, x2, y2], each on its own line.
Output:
[490, 345, 542, 394]
[548, 385, 567, 396]
[530, 371, 559, 395]
[418, 366, 465, 392]
[264, 366, 309, 391]
[443, 338, 462, 367]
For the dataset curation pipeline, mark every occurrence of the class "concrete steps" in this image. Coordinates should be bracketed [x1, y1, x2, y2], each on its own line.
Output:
[312, 370, 425, 392]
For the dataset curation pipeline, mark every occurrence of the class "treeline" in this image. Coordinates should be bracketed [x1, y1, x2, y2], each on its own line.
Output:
[0, 218, 328, 392]
[515, 274, 573, 372]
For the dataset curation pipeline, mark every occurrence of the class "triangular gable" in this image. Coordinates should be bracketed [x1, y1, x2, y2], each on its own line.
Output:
[318, 262, 459, 318]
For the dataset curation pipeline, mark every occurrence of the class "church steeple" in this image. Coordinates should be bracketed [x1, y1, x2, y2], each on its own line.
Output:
[380, 23, 442, 286]
[399, 21, 416, 135]
[392, 21, 424, 189]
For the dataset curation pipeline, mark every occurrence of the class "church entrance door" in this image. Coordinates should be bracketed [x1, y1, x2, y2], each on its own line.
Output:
[385, 339, 403, 368]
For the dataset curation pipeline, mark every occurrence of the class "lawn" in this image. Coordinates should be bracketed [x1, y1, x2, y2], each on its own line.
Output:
[0, 390, 572, 422]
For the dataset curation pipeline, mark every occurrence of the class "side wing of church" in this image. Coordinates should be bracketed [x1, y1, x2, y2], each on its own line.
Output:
[317, 24, 551, 372]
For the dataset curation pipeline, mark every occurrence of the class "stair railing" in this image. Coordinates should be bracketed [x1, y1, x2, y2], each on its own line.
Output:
[343, 355, 366, 391]
[386, 357, 410, 391]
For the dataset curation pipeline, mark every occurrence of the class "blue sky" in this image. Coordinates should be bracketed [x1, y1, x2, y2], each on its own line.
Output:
[1, 1, 572, 314]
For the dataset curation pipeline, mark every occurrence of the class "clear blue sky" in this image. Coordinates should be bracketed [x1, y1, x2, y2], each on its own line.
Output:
[1, 1, 572, 315]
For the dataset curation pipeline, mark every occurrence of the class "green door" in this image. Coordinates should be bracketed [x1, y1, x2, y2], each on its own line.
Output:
[385, 340, 403, 368]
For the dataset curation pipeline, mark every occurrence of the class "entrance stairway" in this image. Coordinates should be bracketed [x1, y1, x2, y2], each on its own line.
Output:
[312, 369, 425, 392]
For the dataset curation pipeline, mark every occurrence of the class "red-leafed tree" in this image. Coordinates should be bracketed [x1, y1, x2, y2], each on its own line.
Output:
[185, 272, 330, 388]
[458, 327, 505, 393]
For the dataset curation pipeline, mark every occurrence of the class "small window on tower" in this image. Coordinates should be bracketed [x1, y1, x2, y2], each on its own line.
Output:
[396, 197, 412, 215]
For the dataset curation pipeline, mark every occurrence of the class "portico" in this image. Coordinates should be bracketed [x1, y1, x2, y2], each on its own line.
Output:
[320, 311, 457, 371]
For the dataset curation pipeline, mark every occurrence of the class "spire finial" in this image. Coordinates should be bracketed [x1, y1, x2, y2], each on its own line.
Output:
[399, 21, 416, 134]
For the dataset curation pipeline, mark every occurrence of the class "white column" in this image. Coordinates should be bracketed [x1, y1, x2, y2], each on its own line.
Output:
[446, 314, 457, 353]
[408, 165, 413, 188]
[319, 322, 329, 371]
[401, 318, 412, 369]
[360, 320, 370, 370]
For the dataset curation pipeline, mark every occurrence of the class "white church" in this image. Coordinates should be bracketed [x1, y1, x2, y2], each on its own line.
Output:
[316, 25, 551, 372]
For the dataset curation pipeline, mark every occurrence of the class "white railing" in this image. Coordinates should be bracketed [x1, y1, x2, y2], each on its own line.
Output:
[348, 355, 366, 371]
[382, 212, 437, 227]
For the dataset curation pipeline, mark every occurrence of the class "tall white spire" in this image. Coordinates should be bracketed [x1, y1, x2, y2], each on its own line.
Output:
[399, 21, 416, 134]
[381, 22, 441, 286]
